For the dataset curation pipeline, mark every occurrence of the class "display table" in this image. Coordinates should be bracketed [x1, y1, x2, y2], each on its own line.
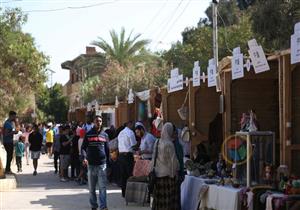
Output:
[199, 184, 242, 210]
[181, 176, 211, 210]
[181, 175, 243, 210]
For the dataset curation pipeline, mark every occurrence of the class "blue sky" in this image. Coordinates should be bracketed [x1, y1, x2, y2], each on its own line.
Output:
[1, 0, 211, 85]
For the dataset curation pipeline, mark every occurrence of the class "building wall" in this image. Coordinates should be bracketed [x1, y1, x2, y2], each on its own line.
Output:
[62, 81, 82, 110]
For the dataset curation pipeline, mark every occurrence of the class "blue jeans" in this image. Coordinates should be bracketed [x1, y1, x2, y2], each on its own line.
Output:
[88, 164, 107, 209]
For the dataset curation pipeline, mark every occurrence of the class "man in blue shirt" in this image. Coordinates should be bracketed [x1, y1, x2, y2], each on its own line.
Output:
[81, 116, 110, 210]
[3, 111, 17, 174]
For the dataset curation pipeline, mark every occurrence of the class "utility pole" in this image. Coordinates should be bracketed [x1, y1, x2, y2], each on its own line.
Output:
[46, 68, 55, 87]
[212, 0, 218, 71]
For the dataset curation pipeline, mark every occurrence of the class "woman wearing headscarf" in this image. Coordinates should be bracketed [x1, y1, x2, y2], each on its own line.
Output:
[151, 122, 179, 210]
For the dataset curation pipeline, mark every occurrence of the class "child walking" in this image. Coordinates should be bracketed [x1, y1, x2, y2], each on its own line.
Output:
[15, 136, 25, 172]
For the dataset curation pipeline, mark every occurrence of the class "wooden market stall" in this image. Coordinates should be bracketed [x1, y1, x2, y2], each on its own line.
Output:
[161, 87, 188, 128]
[188, 81, 221, 157]
[272, 50, 300, 176]
[220, 56, 280, 164]
[291, 60, 300, 176]
[134, 88, 162, 129]
[75, 108, 86, 123]
[115, 88, 162, 129]
[115, 102, 135, 128]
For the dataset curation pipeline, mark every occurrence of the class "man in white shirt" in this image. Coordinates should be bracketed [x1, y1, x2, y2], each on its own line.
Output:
[117, 121, 137, 197]
[135, 124, 156, 160]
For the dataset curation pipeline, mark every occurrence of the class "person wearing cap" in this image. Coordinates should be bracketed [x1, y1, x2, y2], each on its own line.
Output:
[81, 116, 110, 210]
[117, 121, 137, 197]
[3, 111, 18, 174]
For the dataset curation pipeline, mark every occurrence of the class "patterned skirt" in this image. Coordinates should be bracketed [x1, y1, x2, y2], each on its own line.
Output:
[152, 176, 180, 210]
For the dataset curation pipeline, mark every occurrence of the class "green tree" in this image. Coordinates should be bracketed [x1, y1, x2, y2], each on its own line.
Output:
[36, 84, 69, 123]
[199, 0, 242, 27]
[81, 52, 168, 104]
[250, 0, 300, 50]
[163, 16, 254, 76]
[91, 27, 150, 67]
[0, 8, 48, 121]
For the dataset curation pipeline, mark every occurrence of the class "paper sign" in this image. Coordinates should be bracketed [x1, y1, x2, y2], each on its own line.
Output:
[128, 89, 134, 104]
[170, 68, 179, 78]
[193, 65, 201, 87]
[291, 34, 300, 64]
[168, 74, 183, 93]
[231, 52, 244, 80]
[248, 39, 258, 48]
[207, 58, 216, 87]
[248, 45, 270, 74]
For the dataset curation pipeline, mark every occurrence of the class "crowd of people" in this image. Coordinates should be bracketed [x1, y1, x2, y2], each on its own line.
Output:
[1, 110, 192, 210]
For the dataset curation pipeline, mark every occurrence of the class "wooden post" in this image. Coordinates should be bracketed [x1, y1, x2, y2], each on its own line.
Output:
[278, 55, 284, 164]
[282, 54, 292, 167]
[161, 88, 168, 121]
[246, 134, 251, 187]
[222, 71, 232, 139]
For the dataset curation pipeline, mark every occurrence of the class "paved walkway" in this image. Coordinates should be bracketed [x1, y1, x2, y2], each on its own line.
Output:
[0, 155, 150, 210]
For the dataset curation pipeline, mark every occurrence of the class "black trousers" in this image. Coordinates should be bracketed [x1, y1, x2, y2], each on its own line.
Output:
[118, 153, 134, 197]
[71, 154, 80, 178]
[109, 159, 121, 186]
[4, 143, 14, 172]
[16, 156, 22, 171]
[54, 151, 60, 172]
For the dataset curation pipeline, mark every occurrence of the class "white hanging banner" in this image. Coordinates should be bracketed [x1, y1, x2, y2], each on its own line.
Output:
[170, 68, 179, 78]
[168, 74, 184, 93]
[135, 90, 150, 101]
[193, 61, 201, 87]
[248, 39, 270, 74]
[231, 47, 244, 80]
[207, 58, 217, 87]
[291, 22, 300, 64]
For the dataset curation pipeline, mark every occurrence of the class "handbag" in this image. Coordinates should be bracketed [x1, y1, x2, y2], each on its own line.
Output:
[148, 139, 159, 194]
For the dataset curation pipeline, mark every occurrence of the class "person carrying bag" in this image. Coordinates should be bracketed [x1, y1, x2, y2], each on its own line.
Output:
[148, 139, 159, 194]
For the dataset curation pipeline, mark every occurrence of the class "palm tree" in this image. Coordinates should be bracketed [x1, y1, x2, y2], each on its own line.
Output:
[91, 27, 150, 67]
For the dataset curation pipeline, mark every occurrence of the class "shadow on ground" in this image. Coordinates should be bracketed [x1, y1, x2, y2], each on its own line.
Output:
[16, 170, 87, 190]
[30, 191, 150, 210]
